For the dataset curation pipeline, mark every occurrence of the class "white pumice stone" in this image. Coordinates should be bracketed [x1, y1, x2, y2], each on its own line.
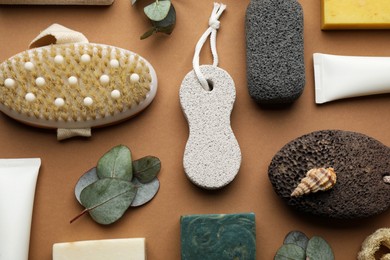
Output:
[100, 74, 110, 85]
[54, 98, 65, 107]
[111, 89, 121, 99]
[81, 54, 91, 63]
[25, 92, 36, 102]
[179, 65, 242, 189]
[35, 77, 45, 87]
[130, 73, 140, 83]
[4, 78, 16, 88]
[24, 62, 34, 71]
[83, 97, 93, 106]
[110, 59, 119, 68]
[54, 55, 64, 64]
[68, 76, 78, 85]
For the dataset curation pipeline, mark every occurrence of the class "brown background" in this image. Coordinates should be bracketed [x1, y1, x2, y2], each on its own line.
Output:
[1, 0, 390, 259]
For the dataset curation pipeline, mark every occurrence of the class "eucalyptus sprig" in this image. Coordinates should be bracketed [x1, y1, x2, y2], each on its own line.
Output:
[274, 231, 334, 260]
[131, 0, 176, 40]
[71, 145, 161, 225]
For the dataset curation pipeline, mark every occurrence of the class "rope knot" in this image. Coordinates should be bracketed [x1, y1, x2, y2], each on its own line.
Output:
[192, 2, 227, 90]
[209, 18, 220, 30]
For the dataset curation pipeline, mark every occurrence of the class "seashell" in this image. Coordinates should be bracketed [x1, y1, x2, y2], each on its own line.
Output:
[291, 167, 336, 197]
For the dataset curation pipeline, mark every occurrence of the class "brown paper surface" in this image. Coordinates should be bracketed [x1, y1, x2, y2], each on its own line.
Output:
[1, 1, 390, 259]
[0, 0, 114, 5]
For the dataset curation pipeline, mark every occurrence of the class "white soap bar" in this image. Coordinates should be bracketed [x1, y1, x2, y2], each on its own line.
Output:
[53, 238, 146, 260]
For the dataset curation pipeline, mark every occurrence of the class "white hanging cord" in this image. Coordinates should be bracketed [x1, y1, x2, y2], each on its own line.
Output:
[192, 2, 226, 90]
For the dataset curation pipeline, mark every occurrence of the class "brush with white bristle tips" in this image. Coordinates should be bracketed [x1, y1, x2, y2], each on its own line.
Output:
[0, 24, 158, 140]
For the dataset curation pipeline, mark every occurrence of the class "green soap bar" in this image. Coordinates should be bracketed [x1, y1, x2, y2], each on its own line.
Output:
[180, 213, 256, 260]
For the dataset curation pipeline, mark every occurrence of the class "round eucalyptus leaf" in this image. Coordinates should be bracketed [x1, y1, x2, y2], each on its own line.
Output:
[131, 177, 160, 207]
[283, 231, 309, 250]
[306, 236, 334, 260]
[144, 0, 171, 22]
[157, 24, 175, 35]
[274, 244, 306, 260]
[97, 145, 132, 181]
[130, 0, 137, 5]
[152, 4, 176, 34]
[80, 178, 137, 225]
[74, 167, 99, 204]
[133, 156, 161, 183]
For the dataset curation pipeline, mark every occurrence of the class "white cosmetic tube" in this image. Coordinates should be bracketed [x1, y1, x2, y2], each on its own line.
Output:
[313, 53, 390, 104]
[0, 158, 41, 260]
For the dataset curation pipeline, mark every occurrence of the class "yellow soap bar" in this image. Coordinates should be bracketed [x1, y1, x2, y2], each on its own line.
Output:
[321, 0, 390, 30]
[53, 238, 146, 260]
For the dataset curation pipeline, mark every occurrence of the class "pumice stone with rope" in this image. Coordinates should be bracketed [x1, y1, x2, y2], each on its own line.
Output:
[0, 24, 157, 140]
[179, 3, 242, 190]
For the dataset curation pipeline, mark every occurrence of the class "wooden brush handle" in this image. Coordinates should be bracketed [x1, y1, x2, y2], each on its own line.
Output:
[0, 0, 114, 5]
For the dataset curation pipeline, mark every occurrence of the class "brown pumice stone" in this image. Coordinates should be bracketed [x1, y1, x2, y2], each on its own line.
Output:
[268, 130, 390, 219]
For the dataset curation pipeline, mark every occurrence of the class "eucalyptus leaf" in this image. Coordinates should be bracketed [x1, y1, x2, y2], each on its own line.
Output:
[156, 24, 175, 35]
[130, 0, 137, 5]
[153, 4, 176, 35]
[274, 244, 306, 260]
[131, 177, 160, 207]
[283, 231, 309, 250]
[306, 236, 334, 260]
[144, 0, 171, 22]
[77, 178, 137, 225]
[133, 156, 161, 183]
[74, 167, 99, 204]
[97, 145, 132, 181]
[141, 27, 157, 40]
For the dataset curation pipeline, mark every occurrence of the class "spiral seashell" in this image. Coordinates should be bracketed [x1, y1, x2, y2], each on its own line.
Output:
[291, 167, 336, 197]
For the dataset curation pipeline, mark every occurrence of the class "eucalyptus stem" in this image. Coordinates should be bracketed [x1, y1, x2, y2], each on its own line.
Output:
[70, 209, 89, 224]
[131, 0, 176, 39]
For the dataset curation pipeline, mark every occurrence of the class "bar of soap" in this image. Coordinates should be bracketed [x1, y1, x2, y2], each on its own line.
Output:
[180, 213, 256, 260]
[322, 0, 390, 30]
[52, 238, 146, 260]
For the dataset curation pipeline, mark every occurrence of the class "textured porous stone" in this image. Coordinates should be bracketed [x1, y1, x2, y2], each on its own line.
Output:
[180, 213, 256, 260]
[179, 65, 241, 189]
[245, 0, 305, 104]
[268, 130, 390, 219]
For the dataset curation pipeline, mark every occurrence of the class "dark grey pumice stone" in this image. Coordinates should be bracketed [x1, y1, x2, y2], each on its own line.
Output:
[246, 0, 305, 104]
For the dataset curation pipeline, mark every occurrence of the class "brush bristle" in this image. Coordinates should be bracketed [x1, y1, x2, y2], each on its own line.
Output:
[0, 43, 154, 127]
